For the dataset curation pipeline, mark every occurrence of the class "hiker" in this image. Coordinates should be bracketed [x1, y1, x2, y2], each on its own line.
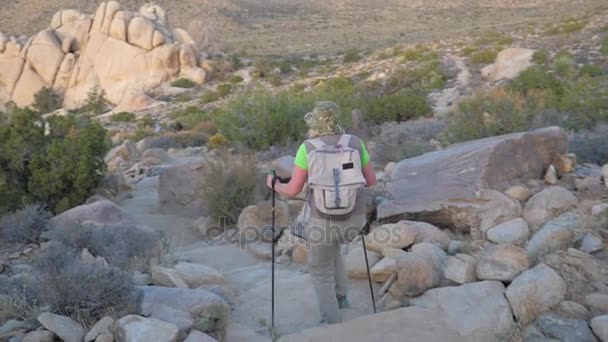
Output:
[267, 101, 376, 324]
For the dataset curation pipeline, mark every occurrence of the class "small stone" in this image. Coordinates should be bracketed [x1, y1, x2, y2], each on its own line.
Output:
[444, 254, 476, 284]
[580, 232, 604, 254]
[8, 251, 21, 259]
[115, 315, 179, 342]
[148, 304, 193, 336]
[505, 263, 567, 324]
[366, 223, 417, 252]
[537, 313, 596, 342]
[0, 320, 25, 335]
[23, 330, 56, 342]
[557, 300, 592, 320]
[584, 293, 608, 315]
[476, 244, 529, 282]
[345, 246, 381, 279]
[183, 330, 217, 342]
[554, 155, 575, 176]
[486, 218, 530, 245]
[591, 315, 608, 342]
[384, 162, 397, 176]
[544, 165, 558, 184]
[151, 266, 189, 288]
[37, 313, 85, 342]
[370, 257, 398, 283]
[504, 185, 530, 202]
[85, 316, 114, 342]
[95, 332, 114, 342]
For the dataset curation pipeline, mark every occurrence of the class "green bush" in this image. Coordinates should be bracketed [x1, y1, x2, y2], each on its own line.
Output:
[81, 85, 109, 116]
[201, 91, 221, 104]
[201, 155, 259, 226]
[474, 31, 513, 46]
[170, 106, 210, 130]
[229, 75, 244, 84]
[441, 88, 537, 143]
[343, 48, 362, 63]
[580, 64, 603, 77]
[459, 46, 479, 57]
[402, 45, 436, 62]
[552, 51, 575, 77]
[253, 58, 272, 78]
[111, 112, 136, 123]
[532, 50, 550, 65]
[217, 83, 233, 97]
[213, 89, 310, 150]
[33, 87, 62, 114]
[509, 67, 564, 97]
[470, 47, 501, 64]
[171, 78, 197, 88]
[0, 108, 108, 214]
[268, 75, 282, 87]
[362, 89, 431, 125]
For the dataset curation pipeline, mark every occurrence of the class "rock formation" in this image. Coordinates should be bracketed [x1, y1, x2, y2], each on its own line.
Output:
[0, 1, 207, 110]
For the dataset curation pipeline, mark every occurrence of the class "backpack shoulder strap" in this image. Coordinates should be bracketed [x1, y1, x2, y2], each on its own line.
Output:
[337, 134, 353, 149]
[306, 138, 326, 151]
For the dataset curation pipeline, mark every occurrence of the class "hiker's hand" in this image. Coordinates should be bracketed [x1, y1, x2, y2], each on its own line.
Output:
[266, 174, 274, 190]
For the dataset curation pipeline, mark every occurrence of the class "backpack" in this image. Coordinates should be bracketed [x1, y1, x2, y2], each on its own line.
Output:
[306, 134, 367, 216]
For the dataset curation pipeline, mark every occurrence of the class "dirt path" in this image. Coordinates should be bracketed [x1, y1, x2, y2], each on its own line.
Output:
[117, 163, 377, 339]
[429, 55, 471, 116]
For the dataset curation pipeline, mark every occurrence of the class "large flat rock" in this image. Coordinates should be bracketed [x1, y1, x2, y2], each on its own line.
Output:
[277, 307, 470, 342]
[378, 127, 568, 230]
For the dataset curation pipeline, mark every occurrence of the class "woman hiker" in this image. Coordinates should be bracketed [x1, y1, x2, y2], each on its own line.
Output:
[266, 101, 376, 324]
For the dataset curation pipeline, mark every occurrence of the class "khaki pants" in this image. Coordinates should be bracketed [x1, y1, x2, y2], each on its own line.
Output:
[305, 213, 366, 324]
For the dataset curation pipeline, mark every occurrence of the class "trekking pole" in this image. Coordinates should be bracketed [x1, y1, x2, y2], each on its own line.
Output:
[360, 223, 377, 314]
[270, 169, 278, 333]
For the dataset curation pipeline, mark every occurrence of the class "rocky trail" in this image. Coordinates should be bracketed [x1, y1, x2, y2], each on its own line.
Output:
[116, 156, 378, 340]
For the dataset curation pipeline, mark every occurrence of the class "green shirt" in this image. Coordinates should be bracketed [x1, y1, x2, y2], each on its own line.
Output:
[294, 139, 371, 170]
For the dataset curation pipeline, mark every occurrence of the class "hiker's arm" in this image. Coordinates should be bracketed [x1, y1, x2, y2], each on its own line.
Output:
[267, 166, 307, 197]
[362, 163, 376, 187]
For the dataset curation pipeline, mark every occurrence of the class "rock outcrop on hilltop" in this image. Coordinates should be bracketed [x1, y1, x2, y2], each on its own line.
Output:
[0, 1, 207, 110]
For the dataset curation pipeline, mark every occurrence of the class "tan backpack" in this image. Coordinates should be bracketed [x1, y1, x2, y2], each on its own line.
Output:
[306, 134, 366, 216]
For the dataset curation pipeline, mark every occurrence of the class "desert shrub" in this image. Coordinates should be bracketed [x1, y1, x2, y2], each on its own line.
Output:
[277, 60, 293, 74]
[545, 19, 588, 35]
[532, 50, 550, 65]
[137, 116, 156, 129]
[175, 93, 192, 103]
[81, 85, 109, 116]
[208, 133, 227, 149]
[509, 67, 564, 97]
[343, 48, 362, 63]
[569, 124, 608, 164]
[580, 64, 603, 77]
[111, 112, 136, 123]
[46, 222, 161, 270]
[201, 155, 259, 226]
[552, 51, 575, 77]
[0, 109, 108, 214]
[459, 46, 479, 56]
[0, 204, 51, 243]
[252, 58, 272, 78]
[33, 87, 62, 113]
[373, 119, 443, 165]
[470, 46, 501, 64]
[170, 106, 210, 130]
[474, 30, 513, 46]
[385, 61, 447, 94]
[229, 75, 244, 84]
[171, 78, 197, 88]
[15, 243, 135, 325]
[268, 74, 282, 87]
[402, 45, 437, 62]
[167, 131, 208, 148]
[602, 36, 608, 55]
[213, 89, 310, 150]
[193, 304, 229, 336]
[201, 91, 221, 104]
[441, 88, 540, 143]
[362, 89, 431, 125]
[193, 121, 218, 136]
[217, 83, 233, 97]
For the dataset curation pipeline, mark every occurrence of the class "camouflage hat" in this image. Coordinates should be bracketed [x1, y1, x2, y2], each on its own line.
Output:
[304, 101, 344, 137]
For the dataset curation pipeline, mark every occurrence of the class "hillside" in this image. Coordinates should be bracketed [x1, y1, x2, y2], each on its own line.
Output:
[1, 0, 606, 54]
